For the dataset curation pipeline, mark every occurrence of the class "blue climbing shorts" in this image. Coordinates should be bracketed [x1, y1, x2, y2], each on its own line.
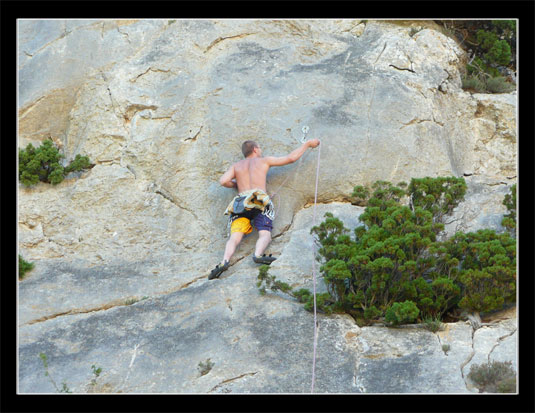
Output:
[230, 210, 273, 234]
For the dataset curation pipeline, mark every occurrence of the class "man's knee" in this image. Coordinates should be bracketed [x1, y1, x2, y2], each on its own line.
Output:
[229, 232, 244, 243]
[258, 230, 271, 240]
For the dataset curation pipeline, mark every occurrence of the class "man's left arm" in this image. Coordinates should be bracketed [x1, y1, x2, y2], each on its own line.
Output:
[219, 164, 237, 188]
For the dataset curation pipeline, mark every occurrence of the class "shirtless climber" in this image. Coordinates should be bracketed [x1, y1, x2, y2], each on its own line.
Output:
[209, 138, 321, 279]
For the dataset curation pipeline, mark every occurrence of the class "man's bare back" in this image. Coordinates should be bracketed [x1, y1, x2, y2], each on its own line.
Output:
[233, 157, 270, 193]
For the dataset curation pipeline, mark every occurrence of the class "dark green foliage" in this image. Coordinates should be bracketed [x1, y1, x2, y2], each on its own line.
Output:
[257, 265, 336, 314]
[19, 255, 35, 280]
[476, 30, 511, 66]
[65, 154, 92, 174]
[258, 176, 516, 326]
[501, 184, 516, 236]
[440, 20, 516, 94]
[19, 140, 64, 186]
[408, 177, 467, 224]
[468, 360, 516, 393]
[309, 176, 514, 324]
[257, 265, 293, 296]
[411, 277, 461, 319]
[436, 230, 516, 313]
[384, 300, 419, 326]
[19, 140, 92, 187]
[310, 178, 467, 322]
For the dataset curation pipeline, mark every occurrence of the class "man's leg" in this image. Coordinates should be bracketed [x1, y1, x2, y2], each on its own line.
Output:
[254, 230, 272, 257]
[223, 231, 245, 264]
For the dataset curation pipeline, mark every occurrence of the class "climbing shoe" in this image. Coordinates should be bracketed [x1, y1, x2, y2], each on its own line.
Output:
[209, 260, 229, 280]
[252, 254, 277, 265]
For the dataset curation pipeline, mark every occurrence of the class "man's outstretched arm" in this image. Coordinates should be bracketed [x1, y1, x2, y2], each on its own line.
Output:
[264, 139, 320, 167]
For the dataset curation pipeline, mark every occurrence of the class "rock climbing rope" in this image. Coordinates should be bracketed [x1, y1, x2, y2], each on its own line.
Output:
[270, 124, 322, 393]
[310, 132, 321, 393]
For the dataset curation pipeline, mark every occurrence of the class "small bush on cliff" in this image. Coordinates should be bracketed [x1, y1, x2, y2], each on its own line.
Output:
[258, 176, 516, 326]
[384, 300, 419, 326]
[501, 183, 516, 237]
[19, 255, 35, 280]
[468, 360, 516, 393]
[19, 139, 92, 187]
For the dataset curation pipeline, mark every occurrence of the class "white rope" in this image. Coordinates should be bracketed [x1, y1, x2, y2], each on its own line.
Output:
[310, 139, 321, 393]
[266, 132, 322, 393]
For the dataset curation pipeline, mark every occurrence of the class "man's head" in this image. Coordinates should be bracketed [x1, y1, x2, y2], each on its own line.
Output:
[242, 140, 260, 158]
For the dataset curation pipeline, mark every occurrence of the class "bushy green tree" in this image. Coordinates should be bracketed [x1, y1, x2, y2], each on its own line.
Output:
[435, 229, 516, 313]
[258, 176, 516, 326]
[19, 140, 92, 187]
[307, 178, 467, 320]
[476, 30, 512, 66]
[384, 300, 420, 326]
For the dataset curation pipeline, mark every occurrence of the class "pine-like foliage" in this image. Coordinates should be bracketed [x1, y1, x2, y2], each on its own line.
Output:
[259, 176, 516, 326]
[19, 140, 92, 187]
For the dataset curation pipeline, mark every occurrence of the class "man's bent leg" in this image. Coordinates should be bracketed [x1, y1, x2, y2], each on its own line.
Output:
[254, 230, 272, 257]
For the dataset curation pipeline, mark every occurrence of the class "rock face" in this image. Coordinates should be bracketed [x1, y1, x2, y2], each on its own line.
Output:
[18, 19, 517, 393]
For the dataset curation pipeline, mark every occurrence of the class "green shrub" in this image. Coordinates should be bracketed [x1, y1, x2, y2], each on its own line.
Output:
[412, 277, 461, 319]
[309, 177, 467, 322]
[19, 255, 35, 280]
[462, 74, 515, 94]
[452, 20, 516, 94]
[468, 360, 516, 393]
[501, 183, 516, 236]
[19, 139, 92, 187]
[461, 74, 486, 93]
[476, 30, 511, 66]
[436, 229, 516, 313]
[423, 316, 443, 333]
[65, 154, 92, 174]
[258, 176, 516, 326]
[485, 76, 516, 93]
[257, 265, 336, 315]
[384, 300, 419, 326]
[408, 176, 467, 224]
[257, 265, 293, 296]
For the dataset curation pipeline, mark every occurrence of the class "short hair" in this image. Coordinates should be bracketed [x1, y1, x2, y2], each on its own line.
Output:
[242, 140, 258, 158]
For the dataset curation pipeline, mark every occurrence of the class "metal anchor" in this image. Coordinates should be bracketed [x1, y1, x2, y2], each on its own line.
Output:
[300, 125, 310, 143]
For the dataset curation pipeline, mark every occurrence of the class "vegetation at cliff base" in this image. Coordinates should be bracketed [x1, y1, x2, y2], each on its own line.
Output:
[257, 177, 517, 327]
[19, 139, 92, 187]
